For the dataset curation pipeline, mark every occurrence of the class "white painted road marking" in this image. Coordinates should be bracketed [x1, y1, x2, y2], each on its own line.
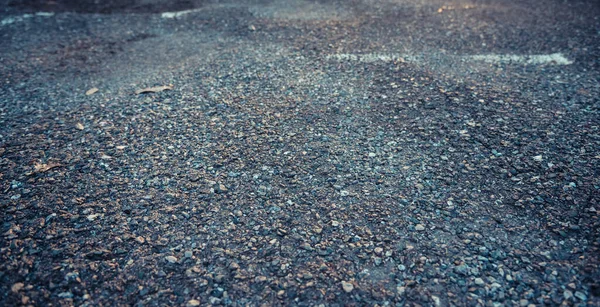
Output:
[467, 53, 573, 65]
[1, 12, 54, 26]
[326, 53, 413, 63]
[326, 52, 573, 65]
[161, 9, 204, 19]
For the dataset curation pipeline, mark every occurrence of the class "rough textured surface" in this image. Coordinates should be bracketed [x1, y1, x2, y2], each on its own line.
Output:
[1, 0, 599, 306]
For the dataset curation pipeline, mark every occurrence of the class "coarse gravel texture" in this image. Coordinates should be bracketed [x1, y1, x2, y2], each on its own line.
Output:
[1, 0, 599, 306]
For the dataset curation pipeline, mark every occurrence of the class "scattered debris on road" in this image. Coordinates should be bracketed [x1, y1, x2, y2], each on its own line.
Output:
[135, 85, 173, 95]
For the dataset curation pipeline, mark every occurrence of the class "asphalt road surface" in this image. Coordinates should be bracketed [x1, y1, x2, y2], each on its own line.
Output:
[1, 0, 599, 306]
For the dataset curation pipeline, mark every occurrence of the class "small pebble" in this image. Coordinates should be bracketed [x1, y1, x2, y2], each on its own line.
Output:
[11, 283, 24, 293]
[165, 256, 178, 263]
[397, 286, 406, 296]
[474, 278, 485, 286]
[574, 291, 587, 301]
[87, 214, 99, 221]
[341, 281, 354, 293]
[564, 289, 573, 300]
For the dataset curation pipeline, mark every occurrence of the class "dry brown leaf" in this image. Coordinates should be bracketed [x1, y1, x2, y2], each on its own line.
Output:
[76, 123, 84, 130]
[86, 87, 99, 95]
[27, 162, 61, 175]
[34, 163, 61, 173]
[135, 85, 173, 95]
[11, 282, 24, 293]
